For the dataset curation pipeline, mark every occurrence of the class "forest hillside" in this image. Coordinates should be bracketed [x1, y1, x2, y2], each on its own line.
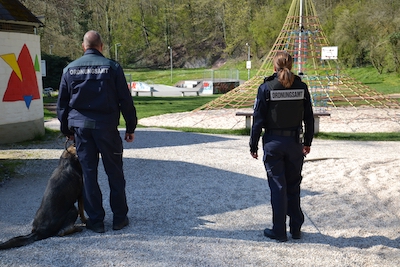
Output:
[22, 0, 400, 74]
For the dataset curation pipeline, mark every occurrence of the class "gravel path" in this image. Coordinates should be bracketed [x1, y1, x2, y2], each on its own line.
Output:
[0, 126, 399, 266]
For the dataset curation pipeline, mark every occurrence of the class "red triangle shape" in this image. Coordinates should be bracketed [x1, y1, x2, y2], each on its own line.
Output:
[3, 44, 40, 107]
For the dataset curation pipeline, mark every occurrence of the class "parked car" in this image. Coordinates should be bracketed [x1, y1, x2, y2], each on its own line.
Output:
[43, 87, 54, 97]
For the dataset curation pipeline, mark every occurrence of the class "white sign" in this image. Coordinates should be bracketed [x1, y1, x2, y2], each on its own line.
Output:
[130, 82, 152, 91]
[246, 60, 252, 69]
[321, 46, 338, 60]
[183, 80, 199, 88]
[41, 60, 46, 77]
[202, 81, 213, 95]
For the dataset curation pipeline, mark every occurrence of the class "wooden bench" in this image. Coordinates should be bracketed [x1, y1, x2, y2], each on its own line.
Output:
[235, 111, 254, 129]
[132, 87, 155, 97]
[180, 90, 200, 96]
[235, 111, 330, 134]
[313, 112, 331, 133]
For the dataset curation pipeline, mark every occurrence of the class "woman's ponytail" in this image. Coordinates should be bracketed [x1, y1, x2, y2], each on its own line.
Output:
[274, 52, 295, 88]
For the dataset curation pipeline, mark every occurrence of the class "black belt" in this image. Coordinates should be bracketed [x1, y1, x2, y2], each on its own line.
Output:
[267, 129, 297, 137]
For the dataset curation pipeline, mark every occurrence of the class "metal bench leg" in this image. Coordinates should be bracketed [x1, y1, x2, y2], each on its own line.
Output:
[314, 116, 320, 134]
[245, 116, 251, 129]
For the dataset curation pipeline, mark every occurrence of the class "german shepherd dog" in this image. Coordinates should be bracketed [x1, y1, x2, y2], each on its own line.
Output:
[0, 143, 86, 250]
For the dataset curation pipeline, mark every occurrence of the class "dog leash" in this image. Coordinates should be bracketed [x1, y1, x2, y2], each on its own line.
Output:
[64, 137, 76, 151]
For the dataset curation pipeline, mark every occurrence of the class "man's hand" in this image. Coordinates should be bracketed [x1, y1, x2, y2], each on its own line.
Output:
[250, 152, 258, 159]
[125, 133, 134, 142]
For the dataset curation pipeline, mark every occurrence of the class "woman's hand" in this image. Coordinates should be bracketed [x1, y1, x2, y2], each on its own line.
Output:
[303, 146, 311, 156]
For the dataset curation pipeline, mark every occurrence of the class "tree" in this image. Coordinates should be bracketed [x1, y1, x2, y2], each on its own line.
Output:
[41, 54, 71, 89]
[332, 6, 369, 67]
[249, 2, 288, 59]
[18, 0, 400, 73]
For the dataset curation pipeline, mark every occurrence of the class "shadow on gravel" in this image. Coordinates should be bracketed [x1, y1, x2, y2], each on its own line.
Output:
[0, 136, 67, 150]
[0, 128, 232, 151]
[295, 233, 400, 249]
[122, 157, 270, 242]
[119, 156, 320, 243]
[116, 157, 399, 249]
[128, 129, 236, 149]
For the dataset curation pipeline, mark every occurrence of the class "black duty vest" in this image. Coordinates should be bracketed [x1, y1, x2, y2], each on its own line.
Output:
[265, 77, 305, 129]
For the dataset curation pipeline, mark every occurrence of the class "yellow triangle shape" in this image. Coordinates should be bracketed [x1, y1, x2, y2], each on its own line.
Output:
[1, 53, 23, 81]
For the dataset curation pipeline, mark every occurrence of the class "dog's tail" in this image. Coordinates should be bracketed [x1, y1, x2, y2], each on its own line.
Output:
[0, 232, 38, 250]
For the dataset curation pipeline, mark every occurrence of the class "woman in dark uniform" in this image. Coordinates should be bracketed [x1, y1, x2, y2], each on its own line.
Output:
[249, 51, 314, 242]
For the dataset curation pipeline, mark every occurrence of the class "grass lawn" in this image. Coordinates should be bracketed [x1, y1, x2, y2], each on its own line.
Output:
[125, 68, 210, 86]
[132, 96, 218, 120]
[124, 59, 258, 86]
[343, 66, 400, 95]
[315, 132, 400, 141]
[43, 95, 220, 122]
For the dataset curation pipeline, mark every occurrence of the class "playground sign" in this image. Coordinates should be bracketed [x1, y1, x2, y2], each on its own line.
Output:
[246, 61, 251, 69]
[321, 46, 338, 60]
[202, 81, 213, 95]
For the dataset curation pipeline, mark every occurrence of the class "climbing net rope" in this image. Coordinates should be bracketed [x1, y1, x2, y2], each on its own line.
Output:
[196, 0, 400, 112]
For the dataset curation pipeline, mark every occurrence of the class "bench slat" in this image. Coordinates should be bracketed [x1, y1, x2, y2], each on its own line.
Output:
[132, 87, 155, 97]
[235, 111, 330, 134]
[181, 91, 200, 96]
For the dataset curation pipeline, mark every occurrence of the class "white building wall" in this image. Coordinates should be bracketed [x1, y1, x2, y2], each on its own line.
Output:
[0, 31, 44, 144]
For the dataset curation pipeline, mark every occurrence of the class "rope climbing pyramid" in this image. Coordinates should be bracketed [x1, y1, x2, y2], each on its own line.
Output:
[197, 0, 400, 111]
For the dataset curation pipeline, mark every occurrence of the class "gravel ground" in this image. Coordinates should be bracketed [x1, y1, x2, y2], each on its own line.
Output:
[0, 125, 399, 266]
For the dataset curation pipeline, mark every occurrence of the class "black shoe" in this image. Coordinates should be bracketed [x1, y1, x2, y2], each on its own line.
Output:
[291, 230, 302, 239]
[86, 221, 105, 233]
[263, 228, 288, 242]
[113, 217, 129, 231]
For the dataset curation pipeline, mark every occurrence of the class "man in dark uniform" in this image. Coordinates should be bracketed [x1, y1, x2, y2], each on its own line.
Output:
[249, 51, 314, 242]
[57, 30, 137, 233]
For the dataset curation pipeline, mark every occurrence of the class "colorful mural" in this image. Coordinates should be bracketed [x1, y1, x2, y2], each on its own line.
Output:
[1, 44, 40, 109]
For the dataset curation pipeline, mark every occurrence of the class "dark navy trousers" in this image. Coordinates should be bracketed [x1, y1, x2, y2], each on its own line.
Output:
[73, 127, 128, 225]
[263, 134, 305, 238]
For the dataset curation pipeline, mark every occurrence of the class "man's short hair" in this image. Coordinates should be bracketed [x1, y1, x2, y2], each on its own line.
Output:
[83, 30, 102, 49]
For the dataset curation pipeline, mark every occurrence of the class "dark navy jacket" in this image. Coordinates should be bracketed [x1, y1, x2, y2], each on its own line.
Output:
[57, 49, 137, 136]
[249, 73, 314, 153]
